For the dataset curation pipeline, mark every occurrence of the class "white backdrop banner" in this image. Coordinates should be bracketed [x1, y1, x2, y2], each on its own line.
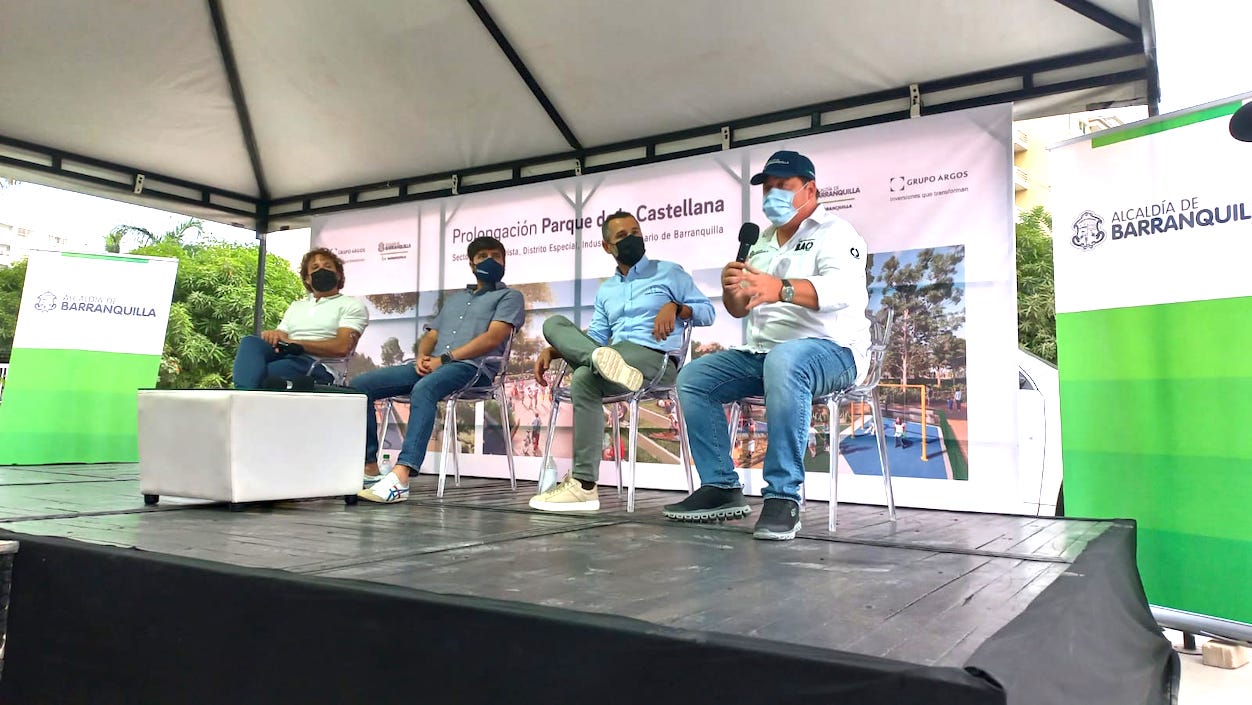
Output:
[315, 104, 1018, 513]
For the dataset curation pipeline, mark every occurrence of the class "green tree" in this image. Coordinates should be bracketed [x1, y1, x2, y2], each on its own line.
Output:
[876, 246, 966, 386]
[507, 323, 548, 375]
[929, 331, 966, 385]
[349, 353, 379, 379]
[106, 219, 204, 254]
[129, 222, 304, 388]
[380, 337, 404, 367]
[0, 259, 28, 363]
[1017, 206, 1056, 363]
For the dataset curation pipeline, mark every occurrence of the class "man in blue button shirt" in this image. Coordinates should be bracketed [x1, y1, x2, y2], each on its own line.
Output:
[353, 236, 525, 504]
[529, 211, 715, 512]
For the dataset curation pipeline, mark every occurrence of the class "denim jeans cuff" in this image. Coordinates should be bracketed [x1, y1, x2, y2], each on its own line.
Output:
[762, 492, 800, 505]
[705, 481, 742, 491]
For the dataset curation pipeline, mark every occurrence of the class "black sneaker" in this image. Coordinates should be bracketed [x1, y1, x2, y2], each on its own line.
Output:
[753, 498, 801, 540]
[662, 486, 751, 523]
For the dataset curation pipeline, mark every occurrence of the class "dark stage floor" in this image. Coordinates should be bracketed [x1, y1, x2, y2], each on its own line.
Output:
[0, 463, 1105, 667]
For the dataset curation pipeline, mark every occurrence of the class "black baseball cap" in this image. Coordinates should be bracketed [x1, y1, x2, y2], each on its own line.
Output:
[749, 150, 817, 185]
[1230, 102, 1252, 142]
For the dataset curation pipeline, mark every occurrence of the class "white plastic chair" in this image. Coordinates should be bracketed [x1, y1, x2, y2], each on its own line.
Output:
[726, 308, 897, 532]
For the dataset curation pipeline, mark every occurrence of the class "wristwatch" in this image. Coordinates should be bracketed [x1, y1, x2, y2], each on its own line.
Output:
[779, 279, 795, 304]
[440, 352, 455, 365]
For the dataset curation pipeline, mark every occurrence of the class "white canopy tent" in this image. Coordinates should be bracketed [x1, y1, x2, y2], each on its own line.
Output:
[0, 0, 1157, 233]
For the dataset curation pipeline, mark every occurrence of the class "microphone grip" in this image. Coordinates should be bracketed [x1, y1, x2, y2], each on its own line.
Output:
[735, 243, 752, 263]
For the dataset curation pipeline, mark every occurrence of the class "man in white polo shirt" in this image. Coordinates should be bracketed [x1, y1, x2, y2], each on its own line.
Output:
[231, 247, 368, 389]
[664, 150, 871, 540]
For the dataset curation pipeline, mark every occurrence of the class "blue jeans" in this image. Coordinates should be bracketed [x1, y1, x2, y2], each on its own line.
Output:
[676, 339, 857, 503]
[232, 335, 331, 390]
[350, 361, 490, 470]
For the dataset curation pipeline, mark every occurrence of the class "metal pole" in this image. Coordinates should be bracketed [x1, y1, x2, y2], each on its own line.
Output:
[252, 205, 269, 335]
[920, 385, 928, 461]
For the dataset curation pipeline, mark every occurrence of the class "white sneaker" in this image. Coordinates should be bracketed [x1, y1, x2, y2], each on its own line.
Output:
[363, 473, 384, 489]
[591, 347, 643, 392]
[357, 471, 409, 504]
[528, 475, 600, 512]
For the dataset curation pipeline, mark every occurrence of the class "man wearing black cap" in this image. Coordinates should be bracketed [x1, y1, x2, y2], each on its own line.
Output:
[664, 150, 871, 540]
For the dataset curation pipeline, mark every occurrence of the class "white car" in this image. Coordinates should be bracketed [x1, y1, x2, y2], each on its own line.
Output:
[1017, 349, 1063, 516]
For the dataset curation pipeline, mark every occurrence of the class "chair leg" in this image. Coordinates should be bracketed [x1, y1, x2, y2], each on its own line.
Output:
[673, 391, 695, 494]
[611, 405, 623, 498]
[726, 402, 748, 493]
[868, 390, 898, 521]
[437, 402, 454, 498]
[829, 399, 841, 532]
[538, 397, 562, 491]
[450, 401, 462, 487]
[497, 388, 516, 491]
[378, 399, 393, 450]
[626, 400, 640, 513]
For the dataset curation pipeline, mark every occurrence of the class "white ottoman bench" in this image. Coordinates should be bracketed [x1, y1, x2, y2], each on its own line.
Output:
[138, 389, 367, 510]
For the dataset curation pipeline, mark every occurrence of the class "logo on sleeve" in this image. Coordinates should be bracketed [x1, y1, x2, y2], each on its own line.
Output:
[850, 247, 861, 259]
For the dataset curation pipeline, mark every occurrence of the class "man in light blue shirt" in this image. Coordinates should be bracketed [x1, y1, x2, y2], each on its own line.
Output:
[529, 210, 714, 512]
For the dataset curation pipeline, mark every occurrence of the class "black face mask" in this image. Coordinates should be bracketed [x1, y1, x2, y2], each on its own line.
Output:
[613, 234, 646, 268]
[310, 268, 339, 293]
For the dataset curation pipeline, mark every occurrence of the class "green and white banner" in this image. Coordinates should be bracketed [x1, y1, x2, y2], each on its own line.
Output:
[1051, 97, 1252, 625]
[0, 251, 177, 464]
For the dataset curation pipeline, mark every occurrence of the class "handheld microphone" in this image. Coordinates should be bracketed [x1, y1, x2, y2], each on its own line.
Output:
[735, 223, 760, 263]
[275, 340, 305, 357]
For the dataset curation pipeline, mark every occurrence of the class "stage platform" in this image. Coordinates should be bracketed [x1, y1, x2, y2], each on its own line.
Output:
[0, 464, 1178, 705]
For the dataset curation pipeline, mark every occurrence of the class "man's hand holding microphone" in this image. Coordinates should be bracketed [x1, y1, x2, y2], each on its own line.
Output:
[721, 223, 783, 315]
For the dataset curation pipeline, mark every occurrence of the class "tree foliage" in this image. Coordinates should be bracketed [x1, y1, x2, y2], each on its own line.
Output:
[366, 293, 418, 315]
[1016, 206, 1056, 363]
[507, 320, 549, 375]
[875, 246, 966, 385]
[380, 337, 405, 367]
[0, 259, 27, 363]
[128, 222, 304, 388]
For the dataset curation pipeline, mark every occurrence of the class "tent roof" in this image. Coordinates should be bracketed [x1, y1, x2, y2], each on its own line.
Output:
[0, 0, 1157, 230]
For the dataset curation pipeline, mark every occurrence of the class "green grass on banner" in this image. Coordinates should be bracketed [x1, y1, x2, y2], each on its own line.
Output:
[1057, 297, 1252, 623]
[936, 410, 968, 481]
[0, 348, 160, 464]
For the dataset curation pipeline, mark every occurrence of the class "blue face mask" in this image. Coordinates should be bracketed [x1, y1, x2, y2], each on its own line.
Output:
[473, 257, 505, 284]
[762, 186, 811, 226]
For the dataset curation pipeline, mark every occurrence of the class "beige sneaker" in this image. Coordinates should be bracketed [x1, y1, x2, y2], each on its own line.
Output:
[528, 475, 600, 512]
[591, 347, 644, 392]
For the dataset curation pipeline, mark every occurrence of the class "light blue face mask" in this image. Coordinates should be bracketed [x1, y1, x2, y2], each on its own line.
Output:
[762, 186, 811, 226]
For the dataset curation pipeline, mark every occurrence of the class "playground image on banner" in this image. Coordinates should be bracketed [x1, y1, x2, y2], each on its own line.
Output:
[738, 244, 968, 481]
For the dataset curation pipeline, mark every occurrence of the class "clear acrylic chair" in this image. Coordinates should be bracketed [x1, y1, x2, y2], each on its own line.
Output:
[376, 335, 518, 497]
[306, 338, 359, 385]
[726, 308, 897, 532]
[539, 323, 697, 512]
